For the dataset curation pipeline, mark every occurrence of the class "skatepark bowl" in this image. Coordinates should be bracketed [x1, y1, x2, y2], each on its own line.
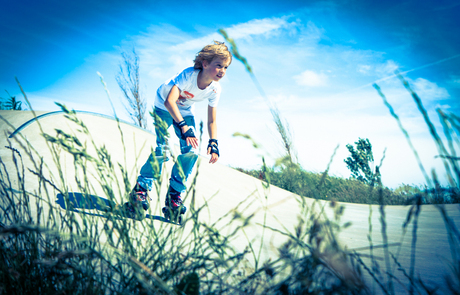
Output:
[1, 109, 459, 294]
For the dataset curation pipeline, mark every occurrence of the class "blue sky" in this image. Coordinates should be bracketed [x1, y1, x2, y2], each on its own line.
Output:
[2, 0, 460, 188]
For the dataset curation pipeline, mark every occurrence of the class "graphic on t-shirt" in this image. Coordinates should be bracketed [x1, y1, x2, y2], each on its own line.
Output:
[177, 90, 195, 106]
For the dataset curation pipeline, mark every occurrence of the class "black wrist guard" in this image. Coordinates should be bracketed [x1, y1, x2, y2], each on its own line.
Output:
[181, 128, 196, 140]
[174, 120, 187, 128]
[208, 139, 219, 157]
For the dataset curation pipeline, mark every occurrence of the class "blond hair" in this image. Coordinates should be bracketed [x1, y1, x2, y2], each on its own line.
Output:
[193, 41, 232, 69]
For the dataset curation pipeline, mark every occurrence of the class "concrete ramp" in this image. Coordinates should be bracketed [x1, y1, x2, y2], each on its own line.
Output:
[1, 110, 459, 294]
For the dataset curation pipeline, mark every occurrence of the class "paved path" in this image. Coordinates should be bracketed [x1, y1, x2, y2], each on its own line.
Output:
[1, 110, 458, 294]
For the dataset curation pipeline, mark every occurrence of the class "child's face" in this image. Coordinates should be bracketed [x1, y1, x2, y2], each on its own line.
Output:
[202, 57, 231, 82]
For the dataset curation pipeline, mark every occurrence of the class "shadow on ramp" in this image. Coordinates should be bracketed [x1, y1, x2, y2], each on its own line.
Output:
[56, 192, 172, 223]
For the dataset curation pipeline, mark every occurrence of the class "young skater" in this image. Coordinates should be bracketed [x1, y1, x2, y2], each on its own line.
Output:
[128, 41, 232, 221]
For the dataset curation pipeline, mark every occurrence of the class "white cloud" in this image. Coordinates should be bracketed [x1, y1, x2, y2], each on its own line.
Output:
[411, 78, 450, 100]
[171, 33, 222, 51]
[298, 21, 325, 43]
[169, 17, 292, 52]
[226, 17, 291, 39]
[357, 64, 372, 74]
[293, 70, 328, 87]
[376, 60, 400, 76]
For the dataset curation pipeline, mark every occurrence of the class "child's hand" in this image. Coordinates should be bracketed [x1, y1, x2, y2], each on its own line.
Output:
[207, 139, 219, 164]
[181, 126, 199, 149]
[207, 148, 219, 164]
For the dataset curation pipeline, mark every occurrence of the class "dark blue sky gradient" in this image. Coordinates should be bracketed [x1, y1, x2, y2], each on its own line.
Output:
[2, 0, 315, 89]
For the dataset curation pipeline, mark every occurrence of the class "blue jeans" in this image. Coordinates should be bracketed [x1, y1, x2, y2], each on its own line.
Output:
[137, 108, 198, 193]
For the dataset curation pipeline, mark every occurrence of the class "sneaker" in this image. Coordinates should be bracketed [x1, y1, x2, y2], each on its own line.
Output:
[130, 182, 150, 210]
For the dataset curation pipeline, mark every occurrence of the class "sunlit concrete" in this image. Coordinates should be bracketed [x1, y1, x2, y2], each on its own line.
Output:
[1, 110, 458, 294]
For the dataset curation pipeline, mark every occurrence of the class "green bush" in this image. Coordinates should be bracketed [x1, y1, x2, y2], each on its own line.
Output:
[235, 165, 451, 205]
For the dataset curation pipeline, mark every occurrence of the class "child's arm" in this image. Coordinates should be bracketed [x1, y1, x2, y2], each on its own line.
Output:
[164, 85, 198, 148]
[207, 105, 219, 164]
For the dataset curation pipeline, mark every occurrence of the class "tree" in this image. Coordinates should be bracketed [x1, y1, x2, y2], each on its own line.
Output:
[0, 90, 24, 110]
[344, 138, 381, 186]
[116, 48, 147, 129]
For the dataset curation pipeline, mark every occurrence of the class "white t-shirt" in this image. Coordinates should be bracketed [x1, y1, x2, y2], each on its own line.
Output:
[154, 67, 221, 117]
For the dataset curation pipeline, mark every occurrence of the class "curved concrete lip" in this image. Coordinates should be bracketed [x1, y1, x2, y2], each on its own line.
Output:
[1, 110, 459, 294]
[7, 110, 152, 138]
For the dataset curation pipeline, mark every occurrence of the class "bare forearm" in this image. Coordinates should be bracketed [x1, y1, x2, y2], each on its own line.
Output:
[164, 100, 183, 123]
[164, 85, 188, 132]
[207, 106, 218, 140]
[208, 121, 217, 139]
[165, 85, 184, 122]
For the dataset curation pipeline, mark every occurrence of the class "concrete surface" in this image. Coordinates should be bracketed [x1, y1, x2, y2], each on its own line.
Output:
[1, 110, 459, 294]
